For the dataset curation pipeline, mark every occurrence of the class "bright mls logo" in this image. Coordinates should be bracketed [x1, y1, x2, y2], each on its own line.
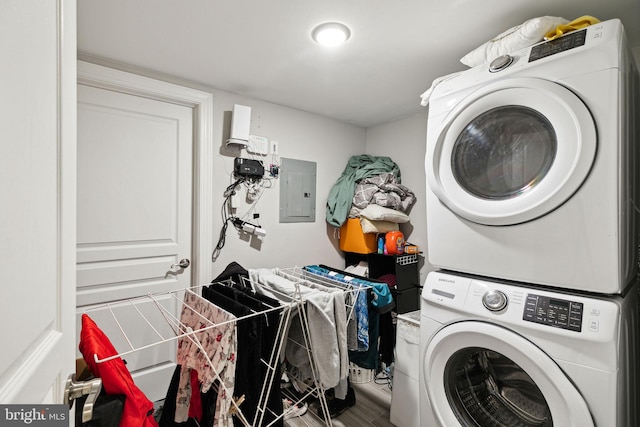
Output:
[0, 405, 67, 426]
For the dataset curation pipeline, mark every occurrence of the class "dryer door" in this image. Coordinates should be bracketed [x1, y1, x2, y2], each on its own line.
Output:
[423, 321, 594, 427]
[427, 77, 596, 226]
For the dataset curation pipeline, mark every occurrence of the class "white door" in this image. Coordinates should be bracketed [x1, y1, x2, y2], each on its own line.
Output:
[76, 83, 193, 401]
[0, 0, 76, 408]
[423, 321, 593, 426]
[427, 78, 597, 225]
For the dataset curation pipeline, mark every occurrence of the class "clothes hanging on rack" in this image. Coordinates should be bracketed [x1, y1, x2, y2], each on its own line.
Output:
[159, 365, 218, 427]
[289, 271, 349, 401]
[78, 313, 159, 427]
[316, 264, 395, 313]
[210, 261, 252, 292]
[203, 284, 284, 427]
[303, 265, 370, 351]
[81, 275, 299, 427]
[175, 290, 237, 427]
[249, 267, 350, 400]
[310, 265, 397, 371]
[375, 274, 398, 366]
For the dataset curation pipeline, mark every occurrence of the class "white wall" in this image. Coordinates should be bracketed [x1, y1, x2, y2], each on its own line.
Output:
[76, 56, 438, 283]
[208, 91, 367, 277]
[365, 111, 434, 286]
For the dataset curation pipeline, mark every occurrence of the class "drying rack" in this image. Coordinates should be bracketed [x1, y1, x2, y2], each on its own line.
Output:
[262, 266, 373, 426]
[81, 266, 372, 427]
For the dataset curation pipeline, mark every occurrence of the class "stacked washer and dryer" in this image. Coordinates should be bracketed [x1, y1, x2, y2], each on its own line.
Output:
[420, 19, 640, 427]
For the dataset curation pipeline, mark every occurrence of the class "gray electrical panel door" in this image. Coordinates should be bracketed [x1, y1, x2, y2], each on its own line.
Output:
[279, 158, 316, 223]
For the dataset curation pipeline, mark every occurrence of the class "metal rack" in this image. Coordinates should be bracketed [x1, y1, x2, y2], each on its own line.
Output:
[82, 283, 291, 427]
[80, 267, 370, 427]
[252, 266, 373, 426]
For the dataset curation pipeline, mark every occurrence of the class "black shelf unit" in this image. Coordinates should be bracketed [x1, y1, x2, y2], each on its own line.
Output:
[344, 252, 421, 314]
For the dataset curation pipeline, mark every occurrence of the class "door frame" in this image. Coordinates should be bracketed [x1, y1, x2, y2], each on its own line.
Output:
[77, 60, 214, 286]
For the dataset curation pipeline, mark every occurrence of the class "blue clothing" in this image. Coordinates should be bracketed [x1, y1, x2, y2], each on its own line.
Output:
[303, 265, 370, 350]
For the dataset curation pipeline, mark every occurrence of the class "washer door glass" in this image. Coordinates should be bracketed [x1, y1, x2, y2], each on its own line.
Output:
[426, 78, 596, 225]
[452, 106, 556, 200]
[445, 347, 551, 426]
[424, 322, 594, 427]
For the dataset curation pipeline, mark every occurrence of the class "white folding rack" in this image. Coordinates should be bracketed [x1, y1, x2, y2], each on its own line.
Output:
[265, 267, 372, 427]
[83, 283, 292, 427]
[82, 267, 372, 427]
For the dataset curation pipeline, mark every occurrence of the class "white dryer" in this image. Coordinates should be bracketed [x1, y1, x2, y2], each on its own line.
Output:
[419, 271, 640, 427]
[425, 19, 640, 294]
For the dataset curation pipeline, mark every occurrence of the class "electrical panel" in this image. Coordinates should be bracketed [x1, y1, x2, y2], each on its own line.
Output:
[279, 158, 316, 223]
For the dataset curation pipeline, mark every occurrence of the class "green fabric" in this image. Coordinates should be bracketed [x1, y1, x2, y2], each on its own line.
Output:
[325, 155, 401, 227]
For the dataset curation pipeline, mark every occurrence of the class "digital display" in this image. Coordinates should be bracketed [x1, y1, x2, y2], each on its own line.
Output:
[529, 29, 587, 63]
[523, 294, 583, 332]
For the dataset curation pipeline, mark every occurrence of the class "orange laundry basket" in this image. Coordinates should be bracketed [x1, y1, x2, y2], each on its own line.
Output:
[339, 218, 377, 254]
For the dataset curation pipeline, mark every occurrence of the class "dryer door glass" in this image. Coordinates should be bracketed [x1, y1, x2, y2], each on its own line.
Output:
[426, 78, 596, 225]
[445, 347, 552, 426]
[452, 106, 557, 200]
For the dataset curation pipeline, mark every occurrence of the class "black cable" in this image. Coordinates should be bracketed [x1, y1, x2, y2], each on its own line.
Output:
[212, 195, 235, 261]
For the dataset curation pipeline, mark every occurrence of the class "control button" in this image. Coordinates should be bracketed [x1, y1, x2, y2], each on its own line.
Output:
[482, 290, 508, 312]
[590, 308, 600, 316]
[588, 319, 599, 332]
[489, 55, 514, 73]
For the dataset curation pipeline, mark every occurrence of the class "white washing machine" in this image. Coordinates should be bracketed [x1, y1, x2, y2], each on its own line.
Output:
[419, 271, 640, 427]
[425, 19, 640, 294]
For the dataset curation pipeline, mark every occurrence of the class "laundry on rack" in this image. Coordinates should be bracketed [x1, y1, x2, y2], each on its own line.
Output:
[79, 313, 159, 427]
[203, 281, 284, 427]
[375, 274, 398, 367]
[248, 268, 350, 399]
[174, 289, 237, 427]
[159, 281, 286, 427]
[303, 264, 370, 351]
[309, 266, 398, 372]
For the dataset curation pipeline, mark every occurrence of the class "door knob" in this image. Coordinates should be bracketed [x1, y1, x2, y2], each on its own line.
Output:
[171, 258, 191, 270]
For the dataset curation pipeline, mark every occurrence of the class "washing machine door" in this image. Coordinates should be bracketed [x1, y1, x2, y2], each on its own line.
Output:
[427, 77, 596, 225]
[424, 321, 594, 427]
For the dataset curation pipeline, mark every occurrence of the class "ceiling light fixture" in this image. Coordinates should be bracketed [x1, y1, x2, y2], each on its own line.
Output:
[311, 22, 351, 47]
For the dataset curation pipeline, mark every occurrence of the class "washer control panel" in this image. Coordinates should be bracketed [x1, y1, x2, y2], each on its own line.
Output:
[424, 271, 620, 340]
[523, 294, 583, 332]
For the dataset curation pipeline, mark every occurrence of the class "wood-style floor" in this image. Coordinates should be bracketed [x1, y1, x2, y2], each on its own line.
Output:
[153, 375, 397, 427]
[284, 379, 395, 427]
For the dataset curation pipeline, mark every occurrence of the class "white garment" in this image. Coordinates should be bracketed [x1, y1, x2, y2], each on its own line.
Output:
[420, 72, 462, 106]
[249, 268, 348, 394]
[345, 261, 369, 278]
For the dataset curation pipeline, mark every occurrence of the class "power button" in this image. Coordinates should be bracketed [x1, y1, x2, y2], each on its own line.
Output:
[489, 55, 514, 73]
[483, 290, 508, 312]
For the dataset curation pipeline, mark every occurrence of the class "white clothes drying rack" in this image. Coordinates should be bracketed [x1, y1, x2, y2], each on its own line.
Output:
[257, 266, 372, 427]
[82, 266, 371, 427]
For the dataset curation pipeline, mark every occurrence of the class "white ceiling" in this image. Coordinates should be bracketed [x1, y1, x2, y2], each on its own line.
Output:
[77, 0, 640, 128]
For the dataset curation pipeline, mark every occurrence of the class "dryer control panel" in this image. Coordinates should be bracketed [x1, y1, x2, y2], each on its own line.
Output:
[529, 29, 587, 63]
[523, 294, 583, 332]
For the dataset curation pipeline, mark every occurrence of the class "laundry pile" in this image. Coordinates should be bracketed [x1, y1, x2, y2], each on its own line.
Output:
[326, 154, 416, 234]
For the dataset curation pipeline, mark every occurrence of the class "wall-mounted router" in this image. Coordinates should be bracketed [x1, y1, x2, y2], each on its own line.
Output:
[226, 104, 251, 147]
